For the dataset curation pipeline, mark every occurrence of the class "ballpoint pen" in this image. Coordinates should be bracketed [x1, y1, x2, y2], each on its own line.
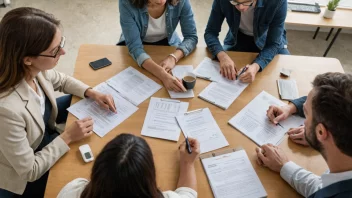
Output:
[185, 137, 192, 154]
[237, 66, 248, 79]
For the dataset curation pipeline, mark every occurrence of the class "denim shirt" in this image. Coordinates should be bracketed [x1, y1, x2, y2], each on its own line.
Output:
[119, 0, 198, 66]
[204, 0, 288, 71]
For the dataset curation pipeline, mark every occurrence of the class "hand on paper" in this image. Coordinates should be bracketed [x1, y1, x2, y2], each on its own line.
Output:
[160, 55, 177, 73]
[267, 104, 295, 124]
[161, 73, 187, 92]
[179, 138, 200, 165]
[60, 117, 94, 145]
[238, 63, 260, 83]
[217, 51, 237, 80]
[85, 89, 117, 113]
[255, 144, 289, 173]
[288, 126, 309, 146]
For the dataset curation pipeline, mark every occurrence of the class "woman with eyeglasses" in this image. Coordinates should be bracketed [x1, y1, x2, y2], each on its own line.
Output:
[57, 133, 199, 198]
[205, 0, 289, 83]
[0, 7, 116, 198]
[118, 0, 198, 92]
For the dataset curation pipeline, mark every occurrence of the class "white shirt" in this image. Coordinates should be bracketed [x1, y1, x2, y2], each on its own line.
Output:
[57, 178, 198, 198]
[239, 5, 255, 36]
[280, 161, 352, 197]
[27, 78, 46, 116]
[143, 10, 168, 43]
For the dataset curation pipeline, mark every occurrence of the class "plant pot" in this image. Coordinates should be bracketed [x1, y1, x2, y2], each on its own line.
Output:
[323, 9, 336, 19]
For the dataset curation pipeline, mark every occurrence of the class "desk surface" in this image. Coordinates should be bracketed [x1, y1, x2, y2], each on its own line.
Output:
[286, 7, 352, 28]
[45, 45, 344, 198]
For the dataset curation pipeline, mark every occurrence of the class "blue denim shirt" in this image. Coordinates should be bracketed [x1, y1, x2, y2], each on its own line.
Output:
[204, 0, 288, 71]
[119, 0, 198, 66]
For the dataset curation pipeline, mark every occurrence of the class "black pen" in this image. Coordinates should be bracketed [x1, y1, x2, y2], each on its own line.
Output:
[274, 112, 284, 128]
[185, 137, 192, 154]
[236, 66, 248, 79]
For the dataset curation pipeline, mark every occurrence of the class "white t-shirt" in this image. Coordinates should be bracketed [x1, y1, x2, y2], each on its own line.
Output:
[143, 10, 168, 43]
[57, 178, 198, 198]
[27, 78, 46, 116]
[239, 5, 255, 36]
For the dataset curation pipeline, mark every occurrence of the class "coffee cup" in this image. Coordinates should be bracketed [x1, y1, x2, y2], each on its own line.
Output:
[182, 72, 196, 90]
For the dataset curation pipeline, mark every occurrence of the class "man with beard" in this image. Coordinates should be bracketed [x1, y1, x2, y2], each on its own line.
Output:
[256, 72, 352, 198]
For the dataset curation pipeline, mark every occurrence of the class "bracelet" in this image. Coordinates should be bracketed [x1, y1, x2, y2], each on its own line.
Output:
[169, 53, 178, 63]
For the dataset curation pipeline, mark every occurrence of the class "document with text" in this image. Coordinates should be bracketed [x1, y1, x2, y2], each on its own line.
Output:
[193, 57, 223, 82]
[201, 149, 267, 198]
[176, 108, 229, 154]
[168, 65, 195, 98]
[141, 97, 189, 141]
[228, 91, 305, 146]
[106, 66, 162, 106]
[67, 83, 139, 137]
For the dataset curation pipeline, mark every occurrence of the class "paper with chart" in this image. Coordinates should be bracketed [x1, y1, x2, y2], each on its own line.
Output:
[106, 67, 162, 106]
[228, 91, 305, 146]
[168, 65, 195, 98]
[202, 150, 267, 198]
[199, 81, 248, 110]
[176, 108, 229, 153]
[141, 98, 189, 141]
[67, 83, 139, 137]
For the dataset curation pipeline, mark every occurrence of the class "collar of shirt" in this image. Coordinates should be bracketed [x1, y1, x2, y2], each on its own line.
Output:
[321, 170, 352, 188]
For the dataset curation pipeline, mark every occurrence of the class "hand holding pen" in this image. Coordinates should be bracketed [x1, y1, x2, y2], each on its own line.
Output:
[237, 63, 260, 83]
[179, 137, 200, 164]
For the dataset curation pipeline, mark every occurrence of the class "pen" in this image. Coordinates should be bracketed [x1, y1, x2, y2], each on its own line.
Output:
[237, 66, 248, 79]
[185, 137, 192, 154]
[273, 112, 284, 128]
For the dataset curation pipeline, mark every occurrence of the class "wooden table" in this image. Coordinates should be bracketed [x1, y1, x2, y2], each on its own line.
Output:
[286, 7, 352, 57]
[45, 45, 344, 198]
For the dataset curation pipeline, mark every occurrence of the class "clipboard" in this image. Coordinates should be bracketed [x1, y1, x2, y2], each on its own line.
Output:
[200, 146, 243, 160]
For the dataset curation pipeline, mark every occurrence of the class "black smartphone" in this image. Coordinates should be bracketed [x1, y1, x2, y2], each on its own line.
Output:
[89, 58, 112, 70]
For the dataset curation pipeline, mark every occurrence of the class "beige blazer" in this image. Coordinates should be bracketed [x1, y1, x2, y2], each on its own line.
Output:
[0, 70, 89, 195]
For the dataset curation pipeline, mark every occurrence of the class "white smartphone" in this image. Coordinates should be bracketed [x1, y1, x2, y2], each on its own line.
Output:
[79, 144, 94, 163]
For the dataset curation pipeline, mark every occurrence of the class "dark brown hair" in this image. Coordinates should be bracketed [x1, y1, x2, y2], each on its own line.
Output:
[0, 7, 60, 94]
[81, 133, 163, 198]
[130, 0, 180, 9]
[311, 72, 352, 157]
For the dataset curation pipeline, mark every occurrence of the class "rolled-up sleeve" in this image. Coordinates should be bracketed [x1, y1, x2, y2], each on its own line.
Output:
[290, 96, 307, 118]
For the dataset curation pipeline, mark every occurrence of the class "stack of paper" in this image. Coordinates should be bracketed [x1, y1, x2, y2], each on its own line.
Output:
[141, 97, 189, 141]
[228, 91, 305, 146]
[168, 65, 195, 99]
[176, 108, 229, 153]
[277, 79, 299, 100]
[68, 67, 162, 137]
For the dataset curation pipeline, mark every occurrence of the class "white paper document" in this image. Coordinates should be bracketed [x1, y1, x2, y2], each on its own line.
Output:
[228, 91, 305, 146]
[277, 79, 299, 100]
[67, 83, 139, 137]
[106, 66, 162, 106]
[193, 57, 226, 82]
[201, 150, 267, 198]
[176, 108, 229, 154]
[141, 98, 189, 141]
[199, 81, 248, 110]
[168, 65, 195, 99]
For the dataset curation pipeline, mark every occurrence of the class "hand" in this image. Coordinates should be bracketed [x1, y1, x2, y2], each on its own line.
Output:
[85, 89, 116, 113]
[288, 126, 309, 146]
[217, 51, 237, 80]
[161, 73, 187, 92]
[238, 63, 260, 83]
[179, 138, 200, 165]
[160, 55, 177, 73]
[267, 105, 294, 124]
[256, 144, 289, 172]
[60, 117, 94, 144]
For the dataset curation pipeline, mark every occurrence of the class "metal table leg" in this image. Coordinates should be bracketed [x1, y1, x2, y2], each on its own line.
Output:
[326, 28, 334, 41]
[313, 27, 320, 39]
[324, 28, 342, 57]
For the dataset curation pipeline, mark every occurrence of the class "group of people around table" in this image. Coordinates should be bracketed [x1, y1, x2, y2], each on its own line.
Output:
[0, 0, 351, 198]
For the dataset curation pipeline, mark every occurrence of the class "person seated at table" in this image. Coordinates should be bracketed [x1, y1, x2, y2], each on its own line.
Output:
[267, 96, 309, 146]
[256, 72, 352, 198]
[0, 7, 116, 198]
[204, 0, 289, 83]
[118, 0, 198, 92]
[57, 133, 200, 198]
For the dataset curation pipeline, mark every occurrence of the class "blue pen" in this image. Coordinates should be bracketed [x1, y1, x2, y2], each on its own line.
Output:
[185, 137, 192, 154]
[237, 66, 248, 79]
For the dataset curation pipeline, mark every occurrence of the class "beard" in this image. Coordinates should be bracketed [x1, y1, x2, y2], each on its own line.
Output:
[305, 119, 325, 157]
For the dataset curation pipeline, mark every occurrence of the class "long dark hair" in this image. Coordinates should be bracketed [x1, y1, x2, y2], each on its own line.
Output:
[0, 7, 60, 94]
[130, 0, 180, 9]
[81, 133, 163, 198]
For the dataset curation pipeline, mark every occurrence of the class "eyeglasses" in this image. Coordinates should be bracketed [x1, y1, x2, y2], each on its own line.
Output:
[229, 0, 254, 6]
[37, 36, 66, 58]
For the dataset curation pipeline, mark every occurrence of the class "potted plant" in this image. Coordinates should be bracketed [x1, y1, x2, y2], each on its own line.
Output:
[324, 0, 340, 19]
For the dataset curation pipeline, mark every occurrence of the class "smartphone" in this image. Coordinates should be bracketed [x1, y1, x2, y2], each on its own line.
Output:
[89, 58, 112, 70]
